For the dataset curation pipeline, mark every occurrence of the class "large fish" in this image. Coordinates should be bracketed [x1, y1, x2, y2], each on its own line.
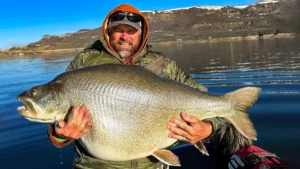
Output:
[17, 64, 260, 166]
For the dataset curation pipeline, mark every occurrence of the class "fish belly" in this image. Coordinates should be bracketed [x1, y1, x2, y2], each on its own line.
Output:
[79, 101, 179, 161]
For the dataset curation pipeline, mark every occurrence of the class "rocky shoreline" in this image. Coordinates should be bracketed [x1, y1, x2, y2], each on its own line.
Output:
[1, 33, 296, 56]
[157, 33, 296, 45]
[0, 48, 84, 56]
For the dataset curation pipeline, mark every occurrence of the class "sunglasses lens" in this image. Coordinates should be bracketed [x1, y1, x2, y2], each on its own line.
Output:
[127, 13, 142, 22]
[110, 12, 142, 23]
[110, 12, 125, 22]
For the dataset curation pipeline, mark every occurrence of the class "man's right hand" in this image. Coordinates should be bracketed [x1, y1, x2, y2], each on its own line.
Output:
[54, 105, 92, 140]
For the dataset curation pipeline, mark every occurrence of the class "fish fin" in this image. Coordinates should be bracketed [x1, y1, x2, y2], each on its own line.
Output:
[224, 87, 261, 140]
[152, 149, 181, 166]
[144, 56, 165, 77]
[194, 141, 209, 156]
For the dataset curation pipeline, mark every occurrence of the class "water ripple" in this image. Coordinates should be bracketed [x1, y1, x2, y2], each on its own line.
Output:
[2, 39, 300, 169]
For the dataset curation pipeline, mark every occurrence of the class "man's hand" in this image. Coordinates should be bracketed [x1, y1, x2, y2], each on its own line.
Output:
[167, 112, 212, 144]
[54, 105, 92, 140]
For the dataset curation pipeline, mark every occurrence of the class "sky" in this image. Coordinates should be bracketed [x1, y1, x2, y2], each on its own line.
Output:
[0, 0, 258, 50]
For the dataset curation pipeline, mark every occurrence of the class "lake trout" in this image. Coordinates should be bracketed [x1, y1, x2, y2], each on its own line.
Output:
[17, 64, 260, 166]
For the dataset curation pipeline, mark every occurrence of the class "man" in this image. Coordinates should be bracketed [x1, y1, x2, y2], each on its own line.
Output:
[47, 4, 266, 169]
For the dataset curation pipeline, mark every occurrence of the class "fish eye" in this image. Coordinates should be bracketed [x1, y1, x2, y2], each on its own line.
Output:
[30, 89, 36, 97]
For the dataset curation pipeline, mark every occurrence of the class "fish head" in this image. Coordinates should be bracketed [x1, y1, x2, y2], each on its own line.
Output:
[17, 79, 68, 123]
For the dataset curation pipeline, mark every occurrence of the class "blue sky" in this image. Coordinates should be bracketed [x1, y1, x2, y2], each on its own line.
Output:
[0, 0, 258, 50]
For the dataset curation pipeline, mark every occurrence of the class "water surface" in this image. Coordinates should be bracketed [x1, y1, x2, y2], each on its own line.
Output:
[1, 38, 299, 169]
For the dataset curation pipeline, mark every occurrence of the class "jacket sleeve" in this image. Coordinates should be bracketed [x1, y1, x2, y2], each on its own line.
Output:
[48, 123, 73, 148]
[66, 51, 91, 71]
[66, 40, 104, 71]
[211, 118, 252, 155]
[163, 58, 208, 92]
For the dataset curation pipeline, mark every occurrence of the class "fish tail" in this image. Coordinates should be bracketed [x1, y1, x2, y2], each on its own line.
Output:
[224, 87, 261, 140]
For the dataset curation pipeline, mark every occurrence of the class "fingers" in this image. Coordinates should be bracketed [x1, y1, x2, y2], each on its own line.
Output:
[54, 120, 66, 137]
[67, 105, 88, 125]
[167, 112, 209, 144]
[79, 111, 91, 130]
[54, 105, 92, 140]
[83, 122, 92, 133]
[169, 116, 194, 135]
[58, 120, 66, 128]
[168, 133, 190, 142]
[167, 123, 192, 141]
[67, 105, 79, 123]
[75, 105, 87, 124]
[180, 112, 198, 124]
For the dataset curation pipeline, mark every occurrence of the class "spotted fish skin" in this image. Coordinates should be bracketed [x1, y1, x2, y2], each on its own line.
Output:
[17, 64, 260, 165]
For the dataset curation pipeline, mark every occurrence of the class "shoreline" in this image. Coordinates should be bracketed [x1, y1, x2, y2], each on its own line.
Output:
[1, 33, 297, 56]
[0, 48, 84, 56]
[153, 33, 297, 45]
[39, 48, 84, 53]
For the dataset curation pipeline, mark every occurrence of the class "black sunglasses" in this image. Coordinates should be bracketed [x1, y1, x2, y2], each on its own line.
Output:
[110, 11, 142, 23]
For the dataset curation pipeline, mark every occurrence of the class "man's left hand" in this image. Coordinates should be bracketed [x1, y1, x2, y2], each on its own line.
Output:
[167, 112, 213, 144]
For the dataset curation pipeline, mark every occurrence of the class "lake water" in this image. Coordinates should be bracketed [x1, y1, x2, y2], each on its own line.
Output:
[1, 38, 300, 169]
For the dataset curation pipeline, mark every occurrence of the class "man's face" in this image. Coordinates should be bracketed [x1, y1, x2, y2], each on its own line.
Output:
[109, 24, 141, 58]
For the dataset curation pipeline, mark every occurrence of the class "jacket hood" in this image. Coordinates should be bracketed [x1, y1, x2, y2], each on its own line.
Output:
[102, 4, 149, 64]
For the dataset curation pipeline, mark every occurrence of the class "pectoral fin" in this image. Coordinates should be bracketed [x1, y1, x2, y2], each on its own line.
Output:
[194, 141, 209, 156]
[152, 149, 181, 166]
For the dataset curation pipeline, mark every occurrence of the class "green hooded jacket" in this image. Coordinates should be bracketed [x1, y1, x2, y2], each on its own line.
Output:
[47, 4, 219, 169]
[59, 37, 218, 169]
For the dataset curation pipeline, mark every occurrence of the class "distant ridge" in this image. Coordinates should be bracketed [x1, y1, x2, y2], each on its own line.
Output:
[141, 5, 247, 14]
[2, 0, 299, 55]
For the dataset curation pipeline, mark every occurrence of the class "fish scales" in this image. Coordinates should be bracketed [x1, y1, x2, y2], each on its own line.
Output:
[17, 64, 260, 165]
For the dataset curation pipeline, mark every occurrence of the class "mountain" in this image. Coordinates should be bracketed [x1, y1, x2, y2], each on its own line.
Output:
[257, 0, 280, 4]
[3, 0, 300, 54]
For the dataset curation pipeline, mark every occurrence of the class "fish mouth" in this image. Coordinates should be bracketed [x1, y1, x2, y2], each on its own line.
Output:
[26, 116, 55, 123]
[17, 106, 56, 123]
[17, 98, 62, 123]
[17, 97, 45, 119]
[17, 97, 37, 114]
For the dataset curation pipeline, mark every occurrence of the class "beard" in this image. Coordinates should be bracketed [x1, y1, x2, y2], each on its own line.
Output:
[111, 40, 140, 58]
